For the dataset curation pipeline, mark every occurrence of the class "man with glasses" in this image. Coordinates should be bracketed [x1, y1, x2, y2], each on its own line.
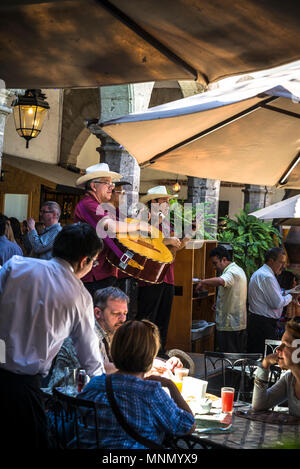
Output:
[247, 247, 293, 355]
[47, 286, 183, 388]
[75, 164, 151, 297]
[47, 287, 129, 387]
[27, 201, 62, 259]
[0, 223, 104, 449]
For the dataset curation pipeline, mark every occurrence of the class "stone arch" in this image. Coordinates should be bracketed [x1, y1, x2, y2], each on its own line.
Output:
[148, 80, 205, 108]
[59, 88, 100, 168]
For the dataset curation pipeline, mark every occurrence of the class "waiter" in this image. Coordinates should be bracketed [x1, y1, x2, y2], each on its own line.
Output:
[0, 223, 104, 449]
[247, 247, 293, 354]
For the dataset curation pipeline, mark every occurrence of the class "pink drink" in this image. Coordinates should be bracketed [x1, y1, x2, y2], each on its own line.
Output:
[221, 387, 234, 412]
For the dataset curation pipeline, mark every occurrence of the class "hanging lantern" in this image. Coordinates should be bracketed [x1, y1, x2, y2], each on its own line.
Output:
[12, 89, 50, 148]
[172, 179, 181, 192]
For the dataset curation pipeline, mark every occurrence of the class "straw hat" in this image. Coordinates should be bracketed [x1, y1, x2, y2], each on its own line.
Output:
[140, 185, 178, 204]
[76, 163, 121, 188]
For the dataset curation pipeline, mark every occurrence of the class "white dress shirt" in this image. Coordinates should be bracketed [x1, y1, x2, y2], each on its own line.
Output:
[0, 255, 104, 377]
[248, 264, 292, 319]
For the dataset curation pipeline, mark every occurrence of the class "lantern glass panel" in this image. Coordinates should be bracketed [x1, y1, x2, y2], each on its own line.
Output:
[13, 105, 48, 138]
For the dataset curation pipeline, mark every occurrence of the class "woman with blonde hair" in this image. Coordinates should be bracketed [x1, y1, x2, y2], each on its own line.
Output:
[76, 320, 195, 449]
[252, 319, 300, 417]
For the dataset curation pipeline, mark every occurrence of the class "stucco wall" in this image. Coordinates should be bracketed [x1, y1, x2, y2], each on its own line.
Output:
[76, 133, 99, 169]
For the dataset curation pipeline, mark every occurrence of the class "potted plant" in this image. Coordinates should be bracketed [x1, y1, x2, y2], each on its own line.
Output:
[217, 204, 282, 280]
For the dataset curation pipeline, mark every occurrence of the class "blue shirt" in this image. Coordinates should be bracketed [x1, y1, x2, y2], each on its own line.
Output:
[27, 223, 62, 260]
[72, 373, 194, 449]
[0, 236, 23, 266]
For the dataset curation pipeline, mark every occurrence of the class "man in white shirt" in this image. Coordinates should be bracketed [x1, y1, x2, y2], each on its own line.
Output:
[247, 247, 293, 355]
[0, 222, 104, 450]
[196, 246, 247, 353]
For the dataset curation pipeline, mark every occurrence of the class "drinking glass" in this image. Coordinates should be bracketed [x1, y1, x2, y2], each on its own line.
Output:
[173, 367, 189, 392]
[221, 387, 235, 413]
[64, 367, 78, 396]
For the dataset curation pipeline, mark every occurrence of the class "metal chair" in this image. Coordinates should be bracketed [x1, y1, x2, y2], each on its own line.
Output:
[165, 434, 232, 450]
[204, 351, 263, 402]
[264, 339, 281, 356]
[166, 348, 195, 376]
[49, 388, 102, 449]
[264, 339, 282, 385]
[50, 389, 226, 450]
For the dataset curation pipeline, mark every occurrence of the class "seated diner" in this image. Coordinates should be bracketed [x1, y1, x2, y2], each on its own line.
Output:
[252, 319, 300, 417]
[68, 319, 195, 448]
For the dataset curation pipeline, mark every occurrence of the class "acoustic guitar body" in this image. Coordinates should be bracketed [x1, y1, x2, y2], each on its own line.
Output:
[106, 218, 174, 284]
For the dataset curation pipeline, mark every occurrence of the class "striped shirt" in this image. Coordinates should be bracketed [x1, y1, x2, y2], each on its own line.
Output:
[27, 223, 62, 260]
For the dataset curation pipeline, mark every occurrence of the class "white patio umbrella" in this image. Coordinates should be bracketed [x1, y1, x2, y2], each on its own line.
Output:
[100, 61, 300, 188]
[249, 194, 300, 226]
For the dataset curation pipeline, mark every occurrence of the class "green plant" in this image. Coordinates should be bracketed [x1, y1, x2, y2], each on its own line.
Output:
[218, 204, 282, 280]
[169, 199, 217, 240]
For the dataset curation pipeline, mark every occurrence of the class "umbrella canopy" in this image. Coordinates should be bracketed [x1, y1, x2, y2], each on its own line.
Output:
[100, 61, 300, 188]
[1, 0, 300, 88]
[249, 194, 300, 226]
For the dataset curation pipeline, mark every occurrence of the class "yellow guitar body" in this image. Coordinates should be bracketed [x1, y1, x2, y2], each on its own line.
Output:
[117, 218, 173, 264]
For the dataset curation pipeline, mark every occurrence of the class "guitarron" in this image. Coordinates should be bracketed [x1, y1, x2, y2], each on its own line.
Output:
[106, 218, 174, 284]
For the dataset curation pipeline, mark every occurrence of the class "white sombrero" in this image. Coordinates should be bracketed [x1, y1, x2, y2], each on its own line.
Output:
[140, 186, 178, 204]
[76, 163, 121, 188]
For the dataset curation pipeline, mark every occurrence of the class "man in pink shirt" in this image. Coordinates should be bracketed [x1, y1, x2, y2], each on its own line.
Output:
[136, 186, 182, 356]
[75, 164, 150, 297]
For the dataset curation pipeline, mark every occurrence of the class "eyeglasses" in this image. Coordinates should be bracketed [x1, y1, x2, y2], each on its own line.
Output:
[40, 209, 53, 214]
[113, 189, 125, 195]
[87, 257, 99, 268]
[93, 181, 115, 189]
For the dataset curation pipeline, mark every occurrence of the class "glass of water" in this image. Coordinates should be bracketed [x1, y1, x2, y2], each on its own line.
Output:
[64, 367, 78, 396]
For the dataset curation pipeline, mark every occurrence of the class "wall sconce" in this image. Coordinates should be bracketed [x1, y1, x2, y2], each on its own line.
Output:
[12, 89, 50, 148]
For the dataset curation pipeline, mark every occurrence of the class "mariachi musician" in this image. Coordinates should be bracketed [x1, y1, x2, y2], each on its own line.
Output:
[74, 163, 152, 298]
[136, 186, 189, 357]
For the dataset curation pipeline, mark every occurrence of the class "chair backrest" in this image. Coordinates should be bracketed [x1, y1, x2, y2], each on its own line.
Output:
[264, 339, 281, 356]
[51, 388, 102, 449]
[264, 339, 282, 385]
[166, 434, 232, 450]
[166, 348, 195, 376]
[203, 351, 263, 402]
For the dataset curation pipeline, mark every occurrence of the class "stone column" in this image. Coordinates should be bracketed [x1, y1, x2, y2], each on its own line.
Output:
[0, 88, 24, 174]
[243, 185, 273, 212]
[187, 177, 220, 238]
[88, 83, 154, 216]
[88, 84, 154, 319]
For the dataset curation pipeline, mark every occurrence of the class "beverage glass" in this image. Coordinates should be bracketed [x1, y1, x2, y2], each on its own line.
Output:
[64, 367, 78, 396]
[173, 367, 189, 393]
[221, 387, 235, 413]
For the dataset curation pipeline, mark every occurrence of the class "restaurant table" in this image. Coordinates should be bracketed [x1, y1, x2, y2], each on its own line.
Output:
[193, 404, 300, 449]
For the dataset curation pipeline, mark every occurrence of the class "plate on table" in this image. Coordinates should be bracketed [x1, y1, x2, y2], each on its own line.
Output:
[194, 412, 233, 434]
